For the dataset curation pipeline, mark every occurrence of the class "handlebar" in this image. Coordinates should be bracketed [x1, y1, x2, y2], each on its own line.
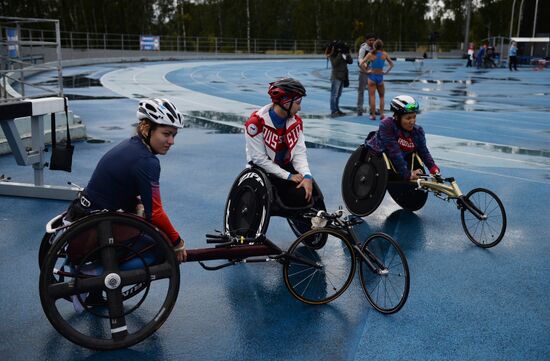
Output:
[315, 209, 344, 220]
[305, 209, 363, 228]
[417, 173, 455, 183]
[205, 232, 265, 247]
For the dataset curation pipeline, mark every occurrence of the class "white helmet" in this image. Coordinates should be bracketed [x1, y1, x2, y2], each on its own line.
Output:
[137, 98, 184, 128]
[390, 95, 420, 115]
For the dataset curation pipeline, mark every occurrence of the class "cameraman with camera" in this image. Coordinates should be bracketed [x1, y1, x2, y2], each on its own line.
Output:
[325, 40, 353, 118]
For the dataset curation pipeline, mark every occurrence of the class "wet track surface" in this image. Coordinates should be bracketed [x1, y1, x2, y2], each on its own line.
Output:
[0, 59, 549, 360]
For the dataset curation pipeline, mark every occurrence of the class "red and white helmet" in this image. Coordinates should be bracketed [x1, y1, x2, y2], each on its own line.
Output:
[137, 98, 184, 128]
[268, 78, 307, 104]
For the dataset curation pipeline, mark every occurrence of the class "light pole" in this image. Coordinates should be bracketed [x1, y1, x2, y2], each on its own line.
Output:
[516, 0, 525, 37]
[463, 0, 471, 52]
[531, 0, 540, 57]
[508, 0, 517, 40]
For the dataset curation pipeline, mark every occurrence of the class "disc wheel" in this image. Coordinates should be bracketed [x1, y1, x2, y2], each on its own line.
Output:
[224, 169, 271, 237]
[39, 212, 180, 350]
[387, 165, 428, 211]
[283, 228, 355, 305]
[460, 188, 506, 248]
[359, 232, 410, 314]
[341, 146, 388, 217]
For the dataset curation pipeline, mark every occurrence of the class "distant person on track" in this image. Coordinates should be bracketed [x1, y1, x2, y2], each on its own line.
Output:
[325, 40, 353, 118]
[466, 43, 475, 67]
[357, 33, 377, 116]
[508, 41, 518, 71]
[360, 39, 394, 120]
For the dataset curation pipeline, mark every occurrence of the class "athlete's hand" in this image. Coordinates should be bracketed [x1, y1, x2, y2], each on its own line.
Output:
[409, 169, 424, 180]
[289, 173, 304, 184]
[173, 238, 187, 263]
[429, 165, 440, 175]
[297, 178, 313, 203]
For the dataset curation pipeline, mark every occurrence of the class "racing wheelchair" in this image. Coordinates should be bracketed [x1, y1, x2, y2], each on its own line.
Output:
[223, 165, 326, 243]
[38, 207, 407, 350]
[342, 144, 507, 248]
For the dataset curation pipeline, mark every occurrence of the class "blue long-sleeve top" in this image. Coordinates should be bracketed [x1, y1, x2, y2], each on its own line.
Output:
[365, 116, 436, 179]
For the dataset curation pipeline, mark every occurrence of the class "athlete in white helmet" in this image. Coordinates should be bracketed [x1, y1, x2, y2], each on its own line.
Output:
[65, 98, 187, 262]
[365, 95, 440, 180]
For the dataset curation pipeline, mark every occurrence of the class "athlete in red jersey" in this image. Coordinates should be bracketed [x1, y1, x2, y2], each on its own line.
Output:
[244, 78, 313, 206]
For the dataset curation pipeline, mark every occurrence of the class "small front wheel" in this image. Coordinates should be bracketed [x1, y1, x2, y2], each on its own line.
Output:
[359, 233, 410, 314]
[460, 188, 507, 248]
[283, 228, 355, 305]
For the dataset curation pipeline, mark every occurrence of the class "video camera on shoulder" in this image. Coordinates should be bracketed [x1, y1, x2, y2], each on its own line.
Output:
[326, 40, 350, 55]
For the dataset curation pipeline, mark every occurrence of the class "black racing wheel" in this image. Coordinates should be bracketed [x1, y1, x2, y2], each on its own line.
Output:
[342, 145, 388, 216]
[224, 168, 272, 238]
[39, 212, 180, 350]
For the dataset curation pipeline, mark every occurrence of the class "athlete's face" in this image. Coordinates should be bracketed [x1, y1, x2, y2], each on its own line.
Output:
[288, 97, 302, 116]
[149, 125, 178, 155]
[399, 113, 416, 132]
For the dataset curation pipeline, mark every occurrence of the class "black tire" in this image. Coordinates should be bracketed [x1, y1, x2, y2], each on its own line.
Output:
[283, 228, 355, 305]
[387, 163, 428, 211]
[38, 232, 55, 270]
[224, 168, 272, 238]
[38, 214, 66, 270]
[460, 188, 506, 248]
[39, 212, 180, 350]
[359, 232, 409, 314]
[341, 146, 388, 217]
[287, 197, 328, 249]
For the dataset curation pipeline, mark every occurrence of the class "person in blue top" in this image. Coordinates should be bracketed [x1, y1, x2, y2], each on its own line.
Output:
[359, 39, 394, 120]
[508, 41, 518, 71]
[66, 98, 187, 262]
[365, 95, 440, 180]
[476, 44, 486, 68]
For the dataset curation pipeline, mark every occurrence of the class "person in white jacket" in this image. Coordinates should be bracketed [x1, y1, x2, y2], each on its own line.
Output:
[244, 78, 314, 207]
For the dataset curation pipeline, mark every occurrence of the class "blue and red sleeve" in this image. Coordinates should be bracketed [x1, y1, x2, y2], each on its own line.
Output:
[135, 158, 181, 244]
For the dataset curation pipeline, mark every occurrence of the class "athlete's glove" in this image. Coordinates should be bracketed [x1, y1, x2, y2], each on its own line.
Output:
[429, 165, 440, 175]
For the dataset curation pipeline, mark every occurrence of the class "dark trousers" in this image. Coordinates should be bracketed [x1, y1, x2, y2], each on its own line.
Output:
[509, 56, 518, 71]
[268, 163, 310, 208]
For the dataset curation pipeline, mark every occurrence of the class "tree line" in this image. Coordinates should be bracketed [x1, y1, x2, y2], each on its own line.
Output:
[1, 0, 547, 47]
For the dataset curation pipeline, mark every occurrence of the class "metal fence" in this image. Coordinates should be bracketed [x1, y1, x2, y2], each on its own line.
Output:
[0, 17, 63, 102]
[9, 27, 461, 55]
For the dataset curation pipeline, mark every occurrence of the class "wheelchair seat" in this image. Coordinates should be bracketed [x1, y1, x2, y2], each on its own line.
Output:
[342, 145, 428, 216]
[224, 166, 326, 238]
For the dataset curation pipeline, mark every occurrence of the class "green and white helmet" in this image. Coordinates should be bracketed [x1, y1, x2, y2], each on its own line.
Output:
[390, 95, 420, 115]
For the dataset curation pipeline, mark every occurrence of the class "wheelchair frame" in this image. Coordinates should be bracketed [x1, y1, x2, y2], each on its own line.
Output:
[39, 208, 403, 350]
[343, 146, 507, 248]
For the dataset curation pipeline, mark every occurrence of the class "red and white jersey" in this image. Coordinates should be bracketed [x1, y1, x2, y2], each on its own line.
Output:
[245, 104, 311, 180]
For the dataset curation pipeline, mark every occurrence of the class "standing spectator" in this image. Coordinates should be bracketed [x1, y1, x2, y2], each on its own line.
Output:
[485, 46, 497, 68]
[476, 44, 486, 68]
[360, 39, 394, 120]
[466, 43, 475, 67]
[508, 41, 518, 71]
[357, 33, 377, 116]
[325, 40, 353, 118]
